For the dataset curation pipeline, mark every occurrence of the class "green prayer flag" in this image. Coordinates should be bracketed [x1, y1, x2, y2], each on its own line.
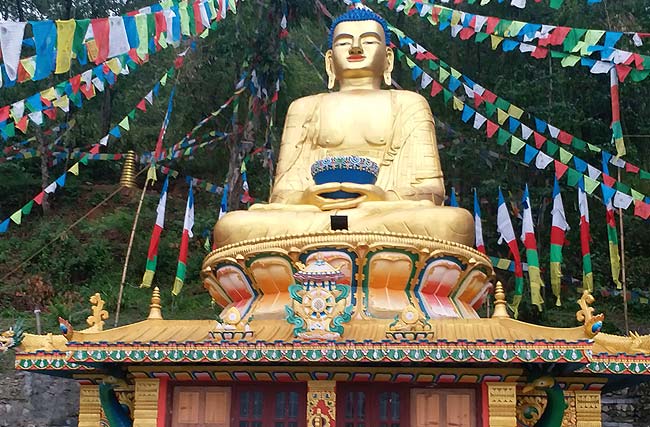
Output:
[485, 102, 497, 118]
[497, 129, 511, 146]
[442, 89, 452, 104]
[566, 168, 582, 187]
[546, 141, 559, 156]
[21, 200, 34, 215]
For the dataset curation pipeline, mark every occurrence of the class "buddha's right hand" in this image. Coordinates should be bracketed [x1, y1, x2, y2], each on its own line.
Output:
[301, 183, 385, 211]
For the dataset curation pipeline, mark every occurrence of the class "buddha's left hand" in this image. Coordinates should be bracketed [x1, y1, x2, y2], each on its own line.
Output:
[318, 183, 386, 210]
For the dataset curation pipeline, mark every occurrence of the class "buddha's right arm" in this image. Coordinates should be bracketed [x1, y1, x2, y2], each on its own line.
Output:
[270, 96, 318, 204]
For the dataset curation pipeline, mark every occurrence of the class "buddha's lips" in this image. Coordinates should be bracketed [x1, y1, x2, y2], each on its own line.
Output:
[347, 54, 365, 62]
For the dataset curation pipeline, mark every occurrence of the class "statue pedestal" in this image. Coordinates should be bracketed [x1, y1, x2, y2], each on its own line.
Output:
[202, 231, 494, 321]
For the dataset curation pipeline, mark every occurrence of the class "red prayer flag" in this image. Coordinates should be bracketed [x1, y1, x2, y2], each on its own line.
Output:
[91, 18, 110, 64]
[634, 200, 650, 220]
[554, 160, 569, 179]
[602, 174, 616, 187]
[33, 191, 45, 205]
[557, 130, 573, 145]
[486, 120, 499, 138]
[533, 131, 546, 148]
[531, 47, 548, 59]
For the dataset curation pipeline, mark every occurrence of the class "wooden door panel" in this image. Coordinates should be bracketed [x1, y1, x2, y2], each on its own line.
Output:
[412, 390, 440, 427]
[204, 389, 231, 427]
[410, 389, 475, 427]
[172, 386, 231, 427]
[445, 393, 471, 427]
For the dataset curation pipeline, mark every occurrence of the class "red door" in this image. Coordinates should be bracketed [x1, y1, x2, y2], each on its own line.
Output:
[337, 384, 409, 427]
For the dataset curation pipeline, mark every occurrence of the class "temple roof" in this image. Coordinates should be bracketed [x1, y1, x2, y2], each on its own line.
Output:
[11, 316, 650, 377]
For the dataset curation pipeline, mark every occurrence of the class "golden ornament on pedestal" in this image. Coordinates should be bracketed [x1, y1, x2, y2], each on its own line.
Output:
[119, 150, 138, 189]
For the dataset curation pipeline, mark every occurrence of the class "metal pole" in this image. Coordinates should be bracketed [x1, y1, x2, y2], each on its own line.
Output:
[114, 173, 151, 327]
[617, 167, 629, 334]
[33, 308, 41, 334]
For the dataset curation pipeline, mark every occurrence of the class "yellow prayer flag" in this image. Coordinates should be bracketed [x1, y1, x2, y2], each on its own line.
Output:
[452, 97, 463, 111]
[497, 108, 508, 125]
[68, 162, 80, 176]
[55, 20, 76, 74]
[106, 58, 122, 75]
[40, 87, 57, 101]
[507, 104, 524, 120]
[86, 39, 99, 63]
[490, 35, 503, 50]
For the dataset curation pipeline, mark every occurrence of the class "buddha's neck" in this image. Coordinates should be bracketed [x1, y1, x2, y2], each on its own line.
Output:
[338, 76, 382, 91]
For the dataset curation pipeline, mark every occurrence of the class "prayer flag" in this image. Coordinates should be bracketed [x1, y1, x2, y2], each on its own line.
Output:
[449, 187, 458, 207]
[578, 184, 594, 292]
[141, 175, 168, 287]
[497, 188, 524, 318]
[521, 184, 544, 311]
[610, 68, 626, 157]
[55, 20, 76, 74]
[172, 182, 194, 295]
[606, 201, 622, 289]
[550, 179, 569, 306]
[474, 189, 485, 254]
[0, 22, 27, 82]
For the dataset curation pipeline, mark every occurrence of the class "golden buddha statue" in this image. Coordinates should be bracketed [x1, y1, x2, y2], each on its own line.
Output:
[214, 9, 474, 248]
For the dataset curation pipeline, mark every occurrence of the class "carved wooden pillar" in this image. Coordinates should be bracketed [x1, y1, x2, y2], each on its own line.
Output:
[78, 384, 101, 427]
[306, 380, 336, 427]
[575, 390, 602, 427]
[133, 378, 161, 427]
[486, 382, 517, 427]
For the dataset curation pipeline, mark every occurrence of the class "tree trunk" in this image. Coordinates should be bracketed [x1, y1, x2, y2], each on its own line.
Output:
[35, 128, 50, 215]
[101, 86, 113, 136]
[15, 0, 24, 21]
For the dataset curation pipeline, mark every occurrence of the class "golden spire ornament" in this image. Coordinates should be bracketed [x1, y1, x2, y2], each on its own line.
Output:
[147, 287, 163, 320]
[119, 150, 138, 189]
[491, 281, 510, 319]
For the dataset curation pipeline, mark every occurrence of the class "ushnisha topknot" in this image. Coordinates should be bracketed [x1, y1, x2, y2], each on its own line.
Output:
[328, 9, 391, 49]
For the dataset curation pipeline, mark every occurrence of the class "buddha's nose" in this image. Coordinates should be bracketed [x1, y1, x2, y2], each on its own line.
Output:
[349, 42, 363, 55]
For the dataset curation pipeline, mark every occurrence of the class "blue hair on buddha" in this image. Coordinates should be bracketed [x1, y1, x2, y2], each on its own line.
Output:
[328, 9, 391, 49]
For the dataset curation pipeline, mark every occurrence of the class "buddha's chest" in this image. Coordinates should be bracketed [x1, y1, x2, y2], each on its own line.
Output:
[317, 92, 393, 149]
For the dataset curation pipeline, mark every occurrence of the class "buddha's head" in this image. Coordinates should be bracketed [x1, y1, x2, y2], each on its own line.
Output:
[325, 9, 394, 89]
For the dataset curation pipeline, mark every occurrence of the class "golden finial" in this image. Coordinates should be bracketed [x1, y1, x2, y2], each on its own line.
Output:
[119, 150, 138, 189]
[86, 293, 109, 332]
[491, 281, 510, 319]
[576, 290, 604, 337]
[147, 287, 163, 320]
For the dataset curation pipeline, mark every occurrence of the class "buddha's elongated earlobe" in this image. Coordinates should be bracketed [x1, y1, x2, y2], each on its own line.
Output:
[384, 47, 395, 86]
[325, 50, 336, 90]
[383, 71, 392, 86]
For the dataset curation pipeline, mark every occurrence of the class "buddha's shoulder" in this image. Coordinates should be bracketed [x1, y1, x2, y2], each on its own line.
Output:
[287, 94, 325, 113]
[390, 89, 429, 106]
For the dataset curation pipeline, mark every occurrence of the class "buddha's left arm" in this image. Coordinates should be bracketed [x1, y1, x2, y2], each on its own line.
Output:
[387, 92, 445, 205]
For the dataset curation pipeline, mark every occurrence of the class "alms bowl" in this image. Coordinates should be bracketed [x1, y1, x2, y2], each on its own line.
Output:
[311, 156, 379, 199]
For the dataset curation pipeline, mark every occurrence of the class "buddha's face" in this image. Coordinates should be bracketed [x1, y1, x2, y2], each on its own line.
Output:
[326, 20, 394, 84]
